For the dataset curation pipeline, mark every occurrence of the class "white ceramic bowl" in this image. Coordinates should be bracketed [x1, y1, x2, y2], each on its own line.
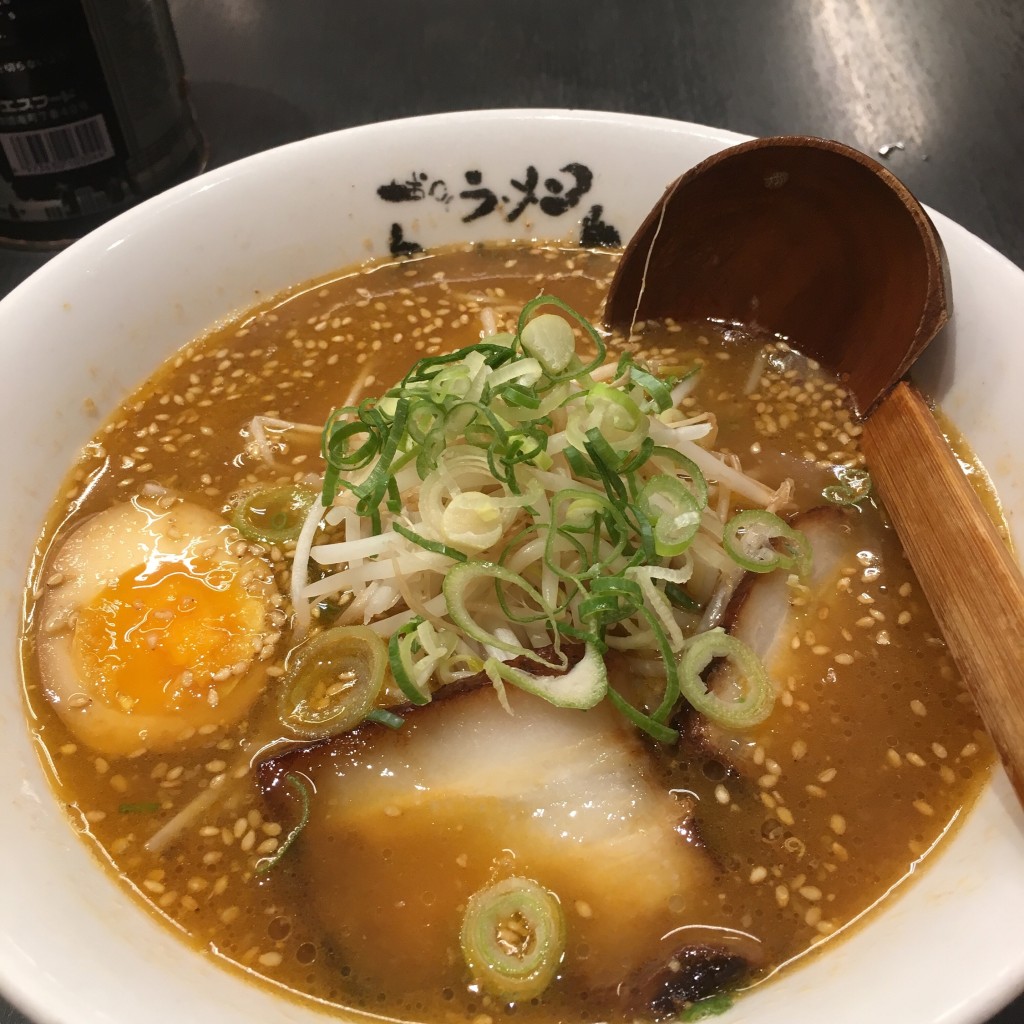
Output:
[1, 110, 1022, 1024]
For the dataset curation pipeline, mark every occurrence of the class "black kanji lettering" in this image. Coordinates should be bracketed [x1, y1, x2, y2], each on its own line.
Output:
[460, 170, 498, 222]
[388, 223, 422, 257]
[506, 165, 540, 222]
[377, 172, 428, 203]
[539, 163, 594, 216]
[579, 205, 621, 248]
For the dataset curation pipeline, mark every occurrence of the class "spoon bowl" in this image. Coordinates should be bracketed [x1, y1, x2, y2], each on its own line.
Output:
[604, 136, 949, 413]
[605, 134, 1024, 804]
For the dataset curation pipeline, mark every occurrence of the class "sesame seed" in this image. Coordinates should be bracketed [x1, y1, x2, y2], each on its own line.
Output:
[258, 952, 283, 968]
[749, 866, 768, 884]
[910, 699, 927, 717]
[906, 752, 926, 767]
[575, 900, 593, 918]
[714, 784, 730, 805]
[829, 814, 847, 835]
[913, 799, 935, 817]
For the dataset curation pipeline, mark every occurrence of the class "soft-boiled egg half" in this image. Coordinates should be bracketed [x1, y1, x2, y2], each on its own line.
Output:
[34, 496, 280, 757]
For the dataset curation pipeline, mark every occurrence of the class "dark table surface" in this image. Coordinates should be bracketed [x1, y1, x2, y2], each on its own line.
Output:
[2, 2, 1021, 1023]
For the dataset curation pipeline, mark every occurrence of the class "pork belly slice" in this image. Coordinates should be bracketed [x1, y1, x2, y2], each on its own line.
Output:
[260, 686, 755, 1007]
[692, 507, 853, 766]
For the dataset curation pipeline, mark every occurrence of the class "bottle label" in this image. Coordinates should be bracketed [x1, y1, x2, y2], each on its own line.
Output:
[1, 113, 115, 176]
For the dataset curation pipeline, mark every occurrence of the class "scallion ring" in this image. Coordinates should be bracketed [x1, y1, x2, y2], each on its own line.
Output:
[460, 876, 566, 1002]
[255, 772, 310, 873]
[231, 484, 318, 545]
[279, 626, 387, 739]
[679, 628, 775, 729]
[722, 509, 811, 576]
[638, 474, 702, 556]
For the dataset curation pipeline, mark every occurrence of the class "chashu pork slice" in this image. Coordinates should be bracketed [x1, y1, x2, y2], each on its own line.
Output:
[260, 685, 746, 1007]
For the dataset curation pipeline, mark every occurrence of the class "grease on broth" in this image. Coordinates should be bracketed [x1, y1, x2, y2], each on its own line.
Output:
[20, 242, 993, 1022]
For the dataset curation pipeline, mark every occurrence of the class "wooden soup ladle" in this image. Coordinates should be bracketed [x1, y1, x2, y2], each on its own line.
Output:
[604, 135, 1024, 806]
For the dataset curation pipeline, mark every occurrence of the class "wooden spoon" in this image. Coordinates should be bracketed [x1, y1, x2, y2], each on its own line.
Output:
[605, 135, 1024, 806]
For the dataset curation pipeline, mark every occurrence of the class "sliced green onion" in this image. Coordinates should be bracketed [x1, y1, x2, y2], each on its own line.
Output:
[392, 522, 468, 562]
[231, 484, 318, 545]
[443, 561, 561, 668]
[722, 509, 811, 576]
[823, 465, 872, 507]
[679, 628, 775, 729]
[616, 352, 675, 412]
[486, 643, 607, 710]
[520, 313, 576, 375]
[680, 993, 735, 1021]
[256, 773, 310, 873]
[566, 383, 648, 455]
[312, 295, 798, 746]
[118, 801, 160, 815]
[650, 445, 709, 508]
[515, 295, 607, 383]
[665, 581, 702, 612]
[638, 475, 702, 556]
[605, 686, 679, 743]
[366, 708, 405, 729]
[279, 626, 387, 739]
[460, 876, 566, 1002]
[387, 618, 457, 706]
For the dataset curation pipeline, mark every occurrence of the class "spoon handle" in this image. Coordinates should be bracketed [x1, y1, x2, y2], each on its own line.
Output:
[862, 381, 1024, 804]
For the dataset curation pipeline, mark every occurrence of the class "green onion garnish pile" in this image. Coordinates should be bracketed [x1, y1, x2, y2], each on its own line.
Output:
[285, 296, 809, 740]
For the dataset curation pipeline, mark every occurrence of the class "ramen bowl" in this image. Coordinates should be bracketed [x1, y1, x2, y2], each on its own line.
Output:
[1, 110, 1023, 1024]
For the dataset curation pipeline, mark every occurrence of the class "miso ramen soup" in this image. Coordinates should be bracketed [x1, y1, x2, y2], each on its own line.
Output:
[20, 242, 993, 1023]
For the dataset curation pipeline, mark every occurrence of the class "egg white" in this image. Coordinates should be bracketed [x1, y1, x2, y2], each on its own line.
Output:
[35, 496, 279, 757]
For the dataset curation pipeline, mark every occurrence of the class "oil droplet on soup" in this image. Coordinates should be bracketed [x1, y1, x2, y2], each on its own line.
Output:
[20, 242, 994, 1022]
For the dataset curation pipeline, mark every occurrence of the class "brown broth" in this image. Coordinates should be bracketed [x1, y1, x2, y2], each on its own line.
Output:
[20, 242, 993, 1022]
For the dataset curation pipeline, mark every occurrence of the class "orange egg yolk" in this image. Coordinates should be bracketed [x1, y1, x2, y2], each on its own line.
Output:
[72, 554, 266, 716]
